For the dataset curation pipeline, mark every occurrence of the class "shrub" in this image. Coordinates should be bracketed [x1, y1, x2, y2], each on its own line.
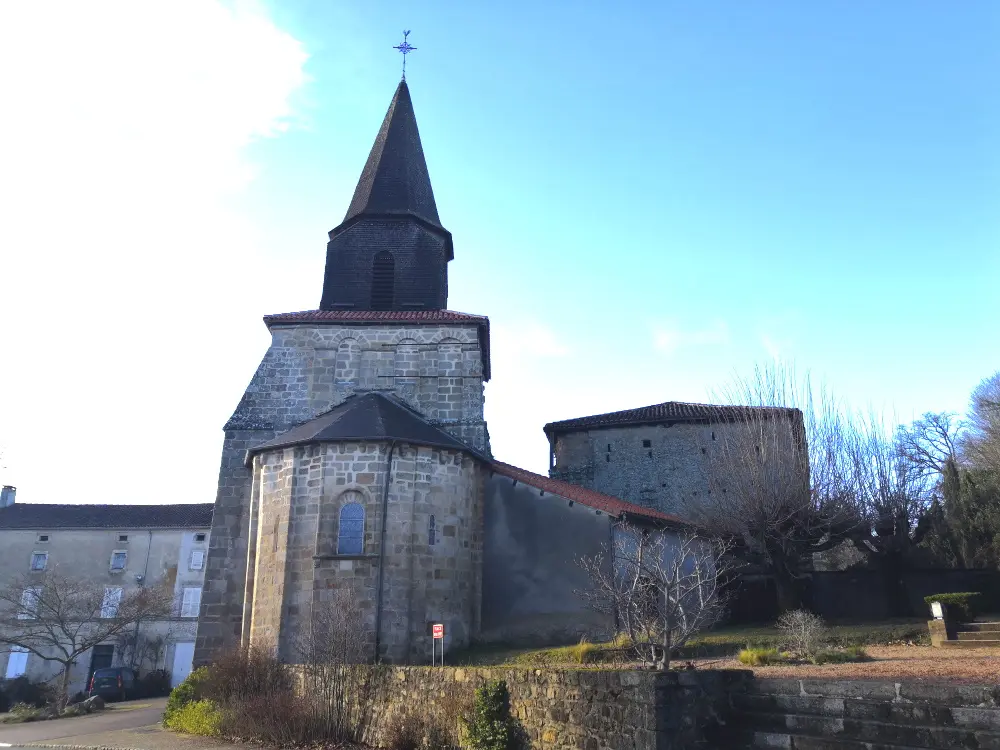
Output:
[567, 638, 599, 664]
[925, 592, 983, 622]
[462, 680, 524, 750]
[163, 666, 210, 724]
[1, 676, 55, 710]
[810, 646, 870, 665]
[737, 647, 784, 666]
[163, 699, 222, 736]
[776, 609, 826, 657]
[386, 712, 426, 750]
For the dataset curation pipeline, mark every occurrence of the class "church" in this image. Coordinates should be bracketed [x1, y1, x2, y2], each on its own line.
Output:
[193, 79, 772, 666]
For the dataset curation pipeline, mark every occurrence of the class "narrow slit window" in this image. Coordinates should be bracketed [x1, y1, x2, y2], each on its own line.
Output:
[337, 503, 365, 555]
[371, 251, 395, 310]
[428, 514, 436, 546]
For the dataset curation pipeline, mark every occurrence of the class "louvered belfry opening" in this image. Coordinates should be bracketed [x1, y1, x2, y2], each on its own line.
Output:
[371, 251, 395, 309]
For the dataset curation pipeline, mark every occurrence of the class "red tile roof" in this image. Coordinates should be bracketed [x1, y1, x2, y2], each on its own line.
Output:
[263, 309, 488, 325]
[490, 461, 685, 524]
[544, 401, 800, 434]
[262, 309, 491, 381]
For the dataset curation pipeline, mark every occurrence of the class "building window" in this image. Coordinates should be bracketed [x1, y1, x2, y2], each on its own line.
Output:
[118, 534, 129, 543]
[194, 533, 206, 543]
[110, 551, 127, 571]
[428, 515, 436, 546]
[189, 549, 206, 571]
[30, 552, 48, 571]
[5, 647, 28, 679]
[642, 439, 651, 448]
[337, 503, 365, 555]
[371, 251, 395, 310]
[101, 587, 123, 618]
[181, 587, 202, 618]
[36, 534, 49, 543]
[18, 587, 41, 620]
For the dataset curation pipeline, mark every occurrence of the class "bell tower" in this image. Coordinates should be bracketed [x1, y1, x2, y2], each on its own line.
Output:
[320, 80, 452, 311]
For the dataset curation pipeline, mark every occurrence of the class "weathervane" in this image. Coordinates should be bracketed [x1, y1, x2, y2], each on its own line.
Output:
[393, 30, 416, 80]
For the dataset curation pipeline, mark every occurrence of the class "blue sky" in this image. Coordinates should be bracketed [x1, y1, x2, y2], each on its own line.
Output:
[0, 1, 997, 503]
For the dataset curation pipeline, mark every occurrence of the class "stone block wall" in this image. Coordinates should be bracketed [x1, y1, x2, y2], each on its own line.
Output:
[370, 667, 751, 750]
[195, 320, 489, 666]
[550, 416, 802, 517]
[247, 441, 484, 664]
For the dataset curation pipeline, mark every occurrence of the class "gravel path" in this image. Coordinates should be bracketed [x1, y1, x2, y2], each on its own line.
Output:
[695, 645, 1000, 684]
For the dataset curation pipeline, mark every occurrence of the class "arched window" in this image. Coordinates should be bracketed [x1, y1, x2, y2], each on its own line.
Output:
[337, 503, 365, 555]
[371, 251, 395, 310]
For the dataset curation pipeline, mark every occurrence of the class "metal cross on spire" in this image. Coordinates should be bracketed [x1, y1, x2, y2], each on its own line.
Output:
[393, 30, 416, 80]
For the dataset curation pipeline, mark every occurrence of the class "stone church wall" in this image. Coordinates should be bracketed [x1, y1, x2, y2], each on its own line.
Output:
[550, 416, 801, 517]
[481, 474, 616, 645]
[247, 441, 484, 664]
[195, 321, 488, 666]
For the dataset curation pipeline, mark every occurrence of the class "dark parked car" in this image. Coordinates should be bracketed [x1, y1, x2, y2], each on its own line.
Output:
[88, 667, 138, 701]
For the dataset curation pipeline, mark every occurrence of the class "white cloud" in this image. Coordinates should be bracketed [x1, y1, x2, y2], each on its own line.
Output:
[652, 320, 730, 354]
[0, 1, 309, 503]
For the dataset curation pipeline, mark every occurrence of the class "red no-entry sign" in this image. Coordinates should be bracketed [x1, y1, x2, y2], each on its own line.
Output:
[432, 623, 444, 640]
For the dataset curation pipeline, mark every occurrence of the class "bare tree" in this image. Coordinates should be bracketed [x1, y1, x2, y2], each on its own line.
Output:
[895, 412, 962, 483]
[847, 411, 938, 614]
[686, 362, 860, 612]
[579, 523, 736, 670]
[0, 570, 171, 708]
[964, 371, 1000, 473]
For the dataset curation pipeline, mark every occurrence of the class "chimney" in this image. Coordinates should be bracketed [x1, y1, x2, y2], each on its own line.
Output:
[0, 486, 15, 508]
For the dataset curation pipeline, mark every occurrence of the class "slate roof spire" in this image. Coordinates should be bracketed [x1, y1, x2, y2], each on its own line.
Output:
[320, 80, 453, 311]
[343, 80, 441, 228]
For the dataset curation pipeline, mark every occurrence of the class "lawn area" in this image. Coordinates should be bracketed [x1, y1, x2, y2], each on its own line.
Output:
[452, 619, 932, 667]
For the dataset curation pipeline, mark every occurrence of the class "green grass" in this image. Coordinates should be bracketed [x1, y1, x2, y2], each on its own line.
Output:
[451, 619, 930, 667]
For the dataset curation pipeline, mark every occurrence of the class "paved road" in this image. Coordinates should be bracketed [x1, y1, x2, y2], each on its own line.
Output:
[0, 698, 243, 750]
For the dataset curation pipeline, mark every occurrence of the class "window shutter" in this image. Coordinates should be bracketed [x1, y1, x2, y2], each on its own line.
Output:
[19, 587, 40, 619]
[181, 587, 202, 618]
[189, 549, 205, 571]
[101, 587, 123, 618]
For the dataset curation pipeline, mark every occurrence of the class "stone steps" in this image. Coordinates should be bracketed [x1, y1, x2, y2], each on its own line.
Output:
[741, 709, 1000, 748]
[956, 630, 1000, 640]
[737, 680, 1000, 750]
[961, 621, 1000, 632]
[939, 638, 1000, 648]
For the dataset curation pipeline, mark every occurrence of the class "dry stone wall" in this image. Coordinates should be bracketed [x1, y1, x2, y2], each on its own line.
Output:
[372, 667, 751, 750]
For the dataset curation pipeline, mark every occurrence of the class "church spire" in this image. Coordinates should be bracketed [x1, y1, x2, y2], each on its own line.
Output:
[320, 80, 453, 312]
[343, 80, 441, 229]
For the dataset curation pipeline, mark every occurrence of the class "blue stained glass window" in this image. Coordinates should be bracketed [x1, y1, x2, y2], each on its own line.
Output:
[337, 503, 365, 555]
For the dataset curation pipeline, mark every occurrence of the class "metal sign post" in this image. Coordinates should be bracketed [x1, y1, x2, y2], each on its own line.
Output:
[432, 622, 444, 666]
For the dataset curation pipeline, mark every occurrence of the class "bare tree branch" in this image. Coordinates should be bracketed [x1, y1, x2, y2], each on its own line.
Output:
[0, 569, 171, 708]
[578, 523, 738, 670]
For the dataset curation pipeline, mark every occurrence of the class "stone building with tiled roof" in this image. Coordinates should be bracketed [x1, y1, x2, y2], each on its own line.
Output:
[545, 401, 804, 516]
[194, 80, 695, 666]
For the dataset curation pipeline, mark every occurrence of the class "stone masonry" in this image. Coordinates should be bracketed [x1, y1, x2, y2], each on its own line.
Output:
[247, 441, 484, 663]
[194, 321, 489, 665]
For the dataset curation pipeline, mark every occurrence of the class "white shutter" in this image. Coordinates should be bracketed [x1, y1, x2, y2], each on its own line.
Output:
[181, 587, 202, 618]
[18, 587, 40, 619]
[101, 587, 123, 618]
[189, 549, 205, 571]
[5, 648, 28, 679]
